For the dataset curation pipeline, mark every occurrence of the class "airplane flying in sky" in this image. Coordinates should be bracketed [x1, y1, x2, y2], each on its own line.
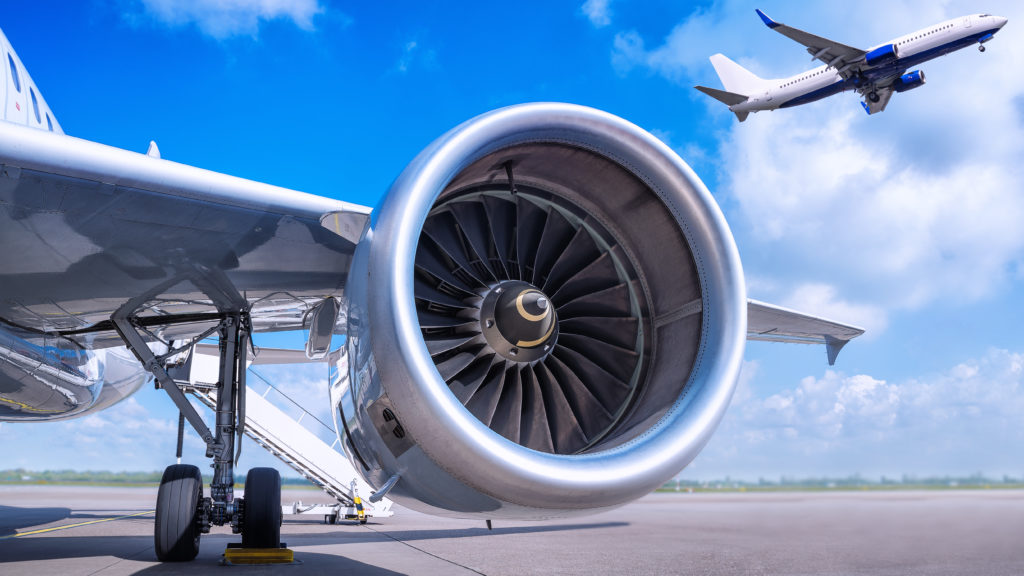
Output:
[696, 10, 1009, 121]
[0, 22, 864, 562]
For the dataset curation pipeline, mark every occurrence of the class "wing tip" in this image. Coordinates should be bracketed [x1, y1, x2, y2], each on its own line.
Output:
[755, 8, 780, 29]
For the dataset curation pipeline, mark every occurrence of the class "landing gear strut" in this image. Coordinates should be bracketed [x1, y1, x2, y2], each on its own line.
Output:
[114, 303, 282, 561]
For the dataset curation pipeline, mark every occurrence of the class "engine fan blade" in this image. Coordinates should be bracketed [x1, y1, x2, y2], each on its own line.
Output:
[515, 199, 548, 282]
[542, 226, 601, 295]
[464, 365, 507, 427]
[534, 361, 590, 453]
[552, 346, 629, 416]
[481, 195, 517, 280]
[557, 333, 638, 384]
[532, 207, 575, 286]
[490, 366, 523, 444]
[448, 201, 500, 282]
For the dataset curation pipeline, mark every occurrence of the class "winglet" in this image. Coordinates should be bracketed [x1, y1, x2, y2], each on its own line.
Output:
[824, 335, 849, 366]
[755, 9, 780, 29]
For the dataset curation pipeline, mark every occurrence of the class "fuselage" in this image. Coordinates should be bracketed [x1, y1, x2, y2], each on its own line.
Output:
[733, 13, 1007, 114]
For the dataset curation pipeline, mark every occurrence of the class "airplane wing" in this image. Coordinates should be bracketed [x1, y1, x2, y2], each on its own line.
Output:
[0, 121, 371, 349]
[747, 299, 865, 365]
[755, 9, 867, 79]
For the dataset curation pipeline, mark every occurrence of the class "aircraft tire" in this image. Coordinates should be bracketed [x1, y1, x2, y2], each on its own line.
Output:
[868, 91, 880, 103]
[154, 464, 203, 562]
[241, 467, 282, 548]
[979, 45, 986, 52]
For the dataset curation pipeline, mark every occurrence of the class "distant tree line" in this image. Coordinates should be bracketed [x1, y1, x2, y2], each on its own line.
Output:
[660, 473, 1024, 492]
[0, 468, 315, 487]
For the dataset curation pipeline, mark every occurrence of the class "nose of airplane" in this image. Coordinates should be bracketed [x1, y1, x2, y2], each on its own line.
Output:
[994, 16, 1008, 28]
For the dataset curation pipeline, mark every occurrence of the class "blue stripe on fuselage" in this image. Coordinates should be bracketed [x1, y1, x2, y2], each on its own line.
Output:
[778, 28, 1000, 109]
[779, 79, 853, 108]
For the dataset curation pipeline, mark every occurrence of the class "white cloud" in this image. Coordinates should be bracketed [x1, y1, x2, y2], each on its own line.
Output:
[781, 283, 888, 337]
[132, 0, 324, 39]
[689, 348, 1024, 479]
[581, 0, 612, 29]
[613, 1, 1024, 316]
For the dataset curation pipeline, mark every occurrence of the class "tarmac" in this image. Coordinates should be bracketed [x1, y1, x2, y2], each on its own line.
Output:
[1, 485, 1023, 575]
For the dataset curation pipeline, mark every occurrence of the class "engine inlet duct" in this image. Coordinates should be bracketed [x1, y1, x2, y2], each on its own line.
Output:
[345, 103, 747, 517]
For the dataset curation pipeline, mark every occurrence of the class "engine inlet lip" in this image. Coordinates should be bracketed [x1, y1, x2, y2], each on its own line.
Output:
[373, 102, 747, 509]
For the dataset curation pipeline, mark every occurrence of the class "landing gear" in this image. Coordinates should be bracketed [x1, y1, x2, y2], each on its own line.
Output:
[154, 464, 203, 562]
[241, 467, 282, 548]
[868, 91, 881, 103]
[113, 290, 282, 561]
[979, 44, 986, 52]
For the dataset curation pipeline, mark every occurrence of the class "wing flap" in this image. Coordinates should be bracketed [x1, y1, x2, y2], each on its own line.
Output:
[747, 299, 865, 365]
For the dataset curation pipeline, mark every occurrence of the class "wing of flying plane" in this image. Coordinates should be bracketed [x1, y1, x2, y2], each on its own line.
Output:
[755, 9, 868, 78]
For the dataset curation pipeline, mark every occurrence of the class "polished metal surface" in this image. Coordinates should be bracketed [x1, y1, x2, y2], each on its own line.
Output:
[0, 121, 368, 345]
[344, 103, 747, 518]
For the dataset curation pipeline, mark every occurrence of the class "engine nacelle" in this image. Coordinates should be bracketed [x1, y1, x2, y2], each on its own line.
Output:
[893, 70, 926, 93]
[865, 43, 900, 67]
[340, 103, 746, 519]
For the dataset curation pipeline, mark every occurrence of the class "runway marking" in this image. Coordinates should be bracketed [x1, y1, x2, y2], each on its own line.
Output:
[0, 510, 154, 539]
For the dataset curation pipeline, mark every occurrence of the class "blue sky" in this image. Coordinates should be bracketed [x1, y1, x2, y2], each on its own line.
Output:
[2, 0, 1023, 481]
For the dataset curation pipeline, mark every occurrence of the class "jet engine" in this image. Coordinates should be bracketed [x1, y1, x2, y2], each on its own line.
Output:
[865, 43, 900, 67]
[340, 103, 746, 518]
[893, 70, 926, 92]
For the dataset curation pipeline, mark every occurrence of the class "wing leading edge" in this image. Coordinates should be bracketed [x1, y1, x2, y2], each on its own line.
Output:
[755, 9, 867, 78]
[747, 299, 865, 365]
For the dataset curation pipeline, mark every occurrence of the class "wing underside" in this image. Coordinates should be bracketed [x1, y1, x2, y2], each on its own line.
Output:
[747, 299, 865, 365]
[0, 122, 370, 349]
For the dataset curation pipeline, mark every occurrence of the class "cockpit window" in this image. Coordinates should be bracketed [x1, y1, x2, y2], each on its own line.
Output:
[7, 54, 20, 93]
[46, 113, 53, 131]
[30, 88, 40, 123]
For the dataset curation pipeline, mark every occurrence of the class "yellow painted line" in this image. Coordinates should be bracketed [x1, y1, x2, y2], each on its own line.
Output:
[0, 510, 154, 539]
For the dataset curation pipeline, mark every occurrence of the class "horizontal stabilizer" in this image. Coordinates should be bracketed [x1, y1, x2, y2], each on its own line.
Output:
[746, 299, 865, 365]
[695, 85, 748, 106]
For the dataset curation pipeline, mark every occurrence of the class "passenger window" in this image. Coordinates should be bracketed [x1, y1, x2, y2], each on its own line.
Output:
[7, 53, 20, 93]
[30, 88, 40, 123]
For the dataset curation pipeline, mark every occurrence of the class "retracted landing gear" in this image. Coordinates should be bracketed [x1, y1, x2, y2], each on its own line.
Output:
[113, 302, 284, 562]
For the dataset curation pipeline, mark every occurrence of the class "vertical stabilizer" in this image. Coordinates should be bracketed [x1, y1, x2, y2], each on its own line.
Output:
[708, 53, 768, 95]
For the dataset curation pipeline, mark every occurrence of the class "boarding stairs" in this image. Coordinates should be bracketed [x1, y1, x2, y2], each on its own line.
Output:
[179, 348, 393, 522]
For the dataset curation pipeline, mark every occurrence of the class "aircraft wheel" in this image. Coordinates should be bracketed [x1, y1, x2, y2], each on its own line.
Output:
[868, 91, 880, 103]
[154, 464, 203, 562]
[979, 45, 986, 52]
[241, 467, 282, 548]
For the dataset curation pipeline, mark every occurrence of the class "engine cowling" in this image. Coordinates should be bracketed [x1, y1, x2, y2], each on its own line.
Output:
[893, 70, 926, 93]
[865, 43, 900, 67]
[340, 103, 747, 518]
